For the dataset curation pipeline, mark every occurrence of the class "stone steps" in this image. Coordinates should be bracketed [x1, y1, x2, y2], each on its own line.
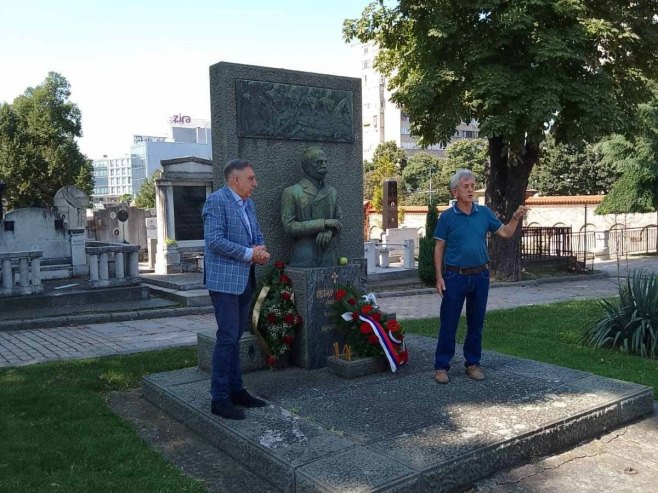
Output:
[142, 334, 654, 493]
[0, 284, 150, 315]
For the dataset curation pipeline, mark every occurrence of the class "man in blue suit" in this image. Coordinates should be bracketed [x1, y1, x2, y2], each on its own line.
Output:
[203, 159, 270, 420]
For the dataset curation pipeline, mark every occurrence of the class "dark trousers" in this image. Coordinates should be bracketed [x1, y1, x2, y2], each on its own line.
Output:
[434, 269, 490, 371]
[209, 278, 253, 402]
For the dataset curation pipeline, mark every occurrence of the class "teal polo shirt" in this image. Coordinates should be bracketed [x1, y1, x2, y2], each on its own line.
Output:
[433, 203, 503, 267]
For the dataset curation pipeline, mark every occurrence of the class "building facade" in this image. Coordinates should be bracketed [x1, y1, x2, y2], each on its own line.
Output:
[91, 116, 211, 204]
[355, 42, 480, 161]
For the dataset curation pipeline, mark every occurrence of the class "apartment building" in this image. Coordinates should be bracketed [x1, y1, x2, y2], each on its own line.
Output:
[356, 42, 480, 161]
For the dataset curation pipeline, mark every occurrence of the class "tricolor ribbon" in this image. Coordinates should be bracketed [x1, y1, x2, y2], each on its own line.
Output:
[341, 312, 408, 372]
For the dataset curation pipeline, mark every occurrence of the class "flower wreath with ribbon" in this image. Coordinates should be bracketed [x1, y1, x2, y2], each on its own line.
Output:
[251, 261, 303, 367]
[331, 284, 409, 372]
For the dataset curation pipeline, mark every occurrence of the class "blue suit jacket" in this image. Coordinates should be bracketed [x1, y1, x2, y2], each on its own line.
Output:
[202, 185, 264, 294]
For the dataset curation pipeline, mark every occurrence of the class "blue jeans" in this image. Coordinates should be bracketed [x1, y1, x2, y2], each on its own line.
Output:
[209, 279, 253, 402]
[434, 269, 490, 371]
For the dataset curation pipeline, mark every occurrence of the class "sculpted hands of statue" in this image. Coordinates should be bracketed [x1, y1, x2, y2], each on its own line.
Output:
[316, 230, 333, 249]
[325, 218, 342, 234]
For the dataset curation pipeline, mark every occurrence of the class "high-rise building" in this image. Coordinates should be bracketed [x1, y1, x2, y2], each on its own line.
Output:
[91, 115, 211, 204]
[355, 42, 480, 161]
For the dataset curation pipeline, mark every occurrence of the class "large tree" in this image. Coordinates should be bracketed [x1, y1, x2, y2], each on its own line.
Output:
[345, 1, 658, 280]
[530, 136, 619, 196]
[0, 72, 92, 210]
[596, 84, 658, 214]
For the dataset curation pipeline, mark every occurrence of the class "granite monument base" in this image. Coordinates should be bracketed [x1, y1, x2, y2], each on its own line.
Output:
[287, 261, 367, 370]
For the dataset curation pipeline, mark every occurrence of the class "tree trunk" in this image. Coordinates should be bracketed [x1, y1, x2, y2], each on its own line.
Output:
[485, 136, 538, 281]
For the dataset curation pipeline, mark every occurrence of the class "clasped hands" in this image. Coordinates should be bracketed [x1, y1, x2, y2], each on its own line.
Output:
[252, 245, 270, 265]
[316, 219, 342, 248]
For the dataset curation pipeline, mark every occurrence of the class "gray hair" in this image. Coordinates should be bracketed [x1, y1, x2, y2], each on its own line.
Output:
[450, 169, 477, 190]
[223, 159, 252, 180]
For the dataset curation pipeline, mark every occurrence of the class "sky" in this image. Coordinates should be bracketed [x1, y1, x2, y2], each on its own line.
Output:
[0, 0, 367, 158]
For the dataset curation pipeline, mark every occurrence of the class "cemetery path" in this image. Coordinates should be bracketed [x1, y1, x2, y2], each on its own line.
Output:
[0, 255, 656, 368]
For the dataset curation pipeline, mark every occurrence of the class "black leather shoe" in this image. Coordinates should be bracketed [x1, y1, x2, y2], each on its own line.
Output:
[211, 399, 245, 420]
[230, 389, 267, 408]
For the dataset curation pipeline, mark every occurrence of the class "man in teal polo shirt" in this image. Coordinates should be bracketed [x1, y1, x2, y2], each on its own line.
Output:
[433, 169, 528, 384]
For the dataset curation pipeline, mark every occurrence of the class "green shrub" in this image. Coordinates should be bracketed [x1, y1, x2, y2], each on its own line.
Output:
[418, 199, 438, 285]
[582, 270, 658, 358]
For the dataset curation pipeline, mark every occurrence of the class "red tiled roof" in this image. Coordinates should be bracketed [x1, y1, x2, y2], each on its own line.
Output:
[525, 195, 604, 206]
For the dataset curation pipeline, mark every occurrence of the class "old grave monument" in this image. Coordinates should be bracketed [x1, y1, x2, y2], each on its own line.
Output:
[211, 62, 365, 369]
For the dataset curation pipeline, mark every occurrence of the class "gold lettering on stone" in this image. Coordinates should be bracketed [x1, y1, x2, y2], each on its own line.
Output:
[316, 288, 335, 300]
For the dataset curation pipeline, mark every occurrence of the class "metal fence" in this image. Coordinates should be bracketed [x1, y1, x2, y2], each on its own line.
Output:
[521, 227, 573, 259]
[522, 226, 657, 264]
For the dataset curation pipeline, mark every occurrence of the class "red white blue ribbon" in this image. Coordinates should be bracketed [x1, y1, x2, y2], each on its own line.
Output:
[341, 312, 407, 372]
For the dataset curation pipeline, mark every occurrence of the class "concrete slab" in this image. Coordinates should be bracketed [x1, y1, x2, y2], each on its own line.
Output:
[142, 334, 653, 493]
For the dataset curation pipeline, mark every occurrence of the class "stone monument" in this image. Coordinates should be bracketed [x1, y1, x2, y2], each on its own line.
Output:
[154, 156, 213, 274]
[210, 62, 364, 369]
[53, 185, 89, 275]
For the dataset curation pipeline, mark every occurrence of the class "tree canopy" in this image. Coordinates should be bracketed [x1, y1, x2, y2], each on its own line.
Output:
[364, 141, 405, 210]
[134, 170, 162, 209]
[0, 72, 92, 210]
[401, 152, 442, 205]
[596, 84, 658, 214]
[345, 1, 658, 280]
[529, 136, 619, 196]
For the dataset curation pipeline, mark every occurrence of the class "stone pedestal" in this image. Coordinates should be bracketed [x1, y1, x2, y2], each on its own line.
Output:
[287, 261, 367, 370]
[592, 231, 610, 260]
[147, 238, 157, 270]
[364, 241, 377, 272]
[156, 244, 182, 274]
[69, 230, 89, 276]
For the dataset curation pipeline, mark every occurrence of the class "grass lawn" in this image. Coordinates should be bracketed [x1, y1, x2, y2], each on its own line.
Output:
[404, 299, 658, 398]
[1, 299, 656, 491]
[0, 347, 206, 493]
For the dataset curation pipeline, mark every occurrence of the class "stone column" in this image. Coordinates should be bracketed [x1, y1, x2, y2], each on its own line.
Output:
[1, 258, 12, 293]
[129, 251, 139, 277]
[88, 254, 99, 281]
[364, 242, 377, 273]
[99, 252, 109, 280]
[18, 257, 30, 294]
[403, 239, 415, 269]
[30, 256, 42, 292]
[115, 252, 125, 279]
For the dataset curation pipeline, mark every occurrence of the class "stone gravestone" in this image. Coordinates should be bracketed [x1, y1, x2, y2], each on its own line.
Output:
[210, 62, 363, 369]
[53, 185, 89, 231]
[154, 157, 213, 274]
[53, 185, 89, 275]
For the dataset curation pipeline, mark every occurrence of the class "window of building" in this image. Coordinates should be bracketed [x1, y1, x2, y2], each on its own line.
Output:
[372, 115, 378, 128]
[362, 59, 370, 69]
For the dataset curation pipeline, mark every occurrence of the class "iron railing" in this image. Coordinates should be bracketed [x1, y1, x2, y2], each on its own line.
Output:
[522, 226, 657, 262]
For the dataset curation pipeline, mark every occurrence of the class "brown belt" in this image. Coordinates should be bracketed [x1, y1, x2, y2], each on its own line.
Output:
[445, 264, 488, 275]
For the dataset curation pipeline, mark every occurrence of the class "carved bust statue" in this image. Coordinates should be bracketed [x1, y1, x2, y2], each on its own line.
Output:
[281, 147, 343, 267]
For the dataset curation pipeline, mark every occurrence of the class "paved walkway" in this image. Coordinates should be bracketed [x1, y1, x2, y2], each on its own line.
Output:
[1, 255, 656, 368]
